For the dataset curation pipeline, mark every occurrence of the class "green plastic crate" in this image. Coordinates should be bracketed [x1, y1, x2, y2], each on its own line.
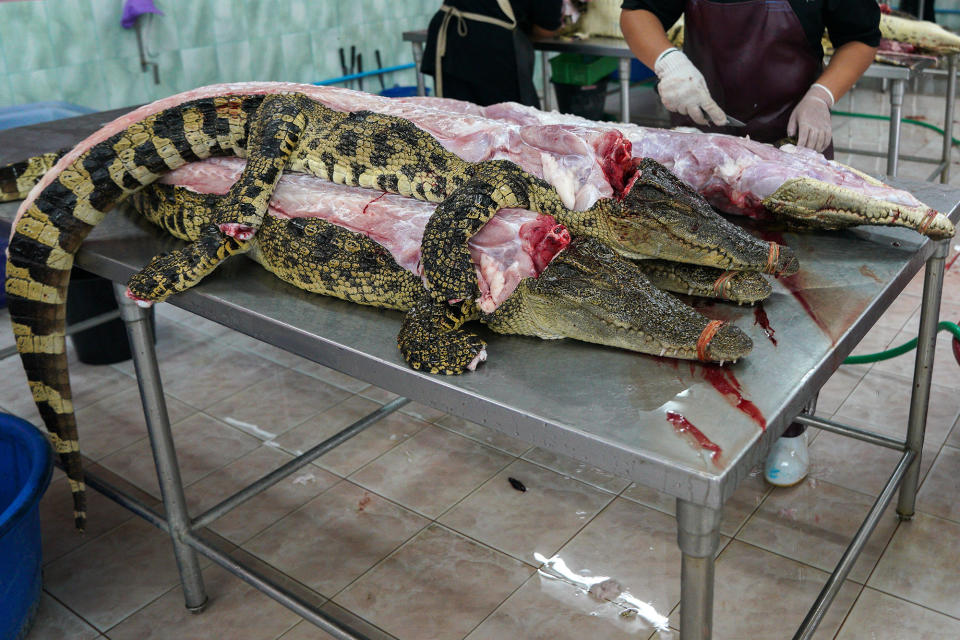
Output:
[549, 53, 618, 86]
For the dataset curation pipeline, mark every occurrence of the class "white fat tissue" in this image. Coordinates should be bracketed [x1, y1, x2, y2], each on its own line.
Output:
[533, 552, 672, 633]
[162, 157, 552, 312]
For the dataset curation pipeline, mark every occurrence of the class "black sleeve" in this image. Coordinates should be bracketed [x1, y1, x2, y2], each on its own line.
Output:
[824, 0, 881, 49]
[530, 0, 563, 30]
[620, 0, 684, 32]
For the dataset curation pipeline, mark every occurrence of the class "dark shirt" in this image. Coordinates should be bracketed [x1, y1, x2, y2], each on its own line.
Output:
[621, 0, 881, 57]
[422, 0, 563, 99]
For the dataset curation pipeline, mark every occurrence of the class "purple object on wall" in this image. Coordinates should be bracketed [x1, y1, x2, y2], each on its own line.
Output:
[120, 0, 163, 29]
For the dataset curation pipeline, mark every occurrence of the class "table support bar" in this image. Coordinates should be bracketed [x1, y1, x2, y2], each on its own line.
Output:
[182, 532, 368, 640]
[940, 54, 957, 184]
[795, 415, 906, 451]
[792, 449, 915, 640]
[886, 79, 906, 177]
[192, 396, 410, 529]
[898, 240, 949, 518]
[115, 284, 208, 612]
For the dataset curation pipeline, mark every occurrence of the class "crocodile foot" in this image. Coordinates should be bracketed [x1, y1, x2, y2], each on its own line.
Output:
[398, 298, 487, 374]
[125, 225, 250, 304]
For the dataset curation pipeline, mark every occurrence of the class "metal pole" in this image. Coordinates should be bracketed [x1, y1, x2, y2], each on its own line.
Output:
[795, 414, 906, 451]
[193, 397, 410, 529]
[897, 240, 949, 518]
[793, 450, 914, 639]
[411, 42, 426, 97]
[114, 285, 208, 612]
[619, 57, 631, 123]
[182, 532, 366, 640]
[676, 499, 723, 640]
[886, 79, 906, 177]
[541, 51, 553, 111]
[941, 54, 957, 184]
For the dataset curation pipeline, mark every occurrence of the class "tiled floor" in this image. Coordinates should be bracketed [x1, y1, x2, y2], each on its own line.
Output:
[4, 85, 960, 639]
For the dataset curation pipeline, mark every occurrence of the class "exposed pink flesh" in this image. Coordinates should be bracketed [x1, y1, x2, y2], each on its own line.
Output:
[454, 99, 932, 219]
[161, 157, 569, 312]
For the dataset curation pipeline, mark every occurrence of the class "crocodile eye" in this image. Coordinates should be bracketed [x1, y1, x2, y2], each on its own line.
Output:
[303, 222, 319, 236]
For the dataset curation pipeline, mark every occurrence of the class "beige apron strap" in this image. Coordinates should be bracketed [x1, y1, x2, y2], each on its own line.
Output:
[434, 1, 518, 98]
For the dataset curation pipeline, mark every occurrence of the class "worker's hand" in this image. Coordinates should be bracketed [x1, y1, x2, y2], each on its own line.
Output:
[653, 48, 726, 127]
[787, 84, 835, 153]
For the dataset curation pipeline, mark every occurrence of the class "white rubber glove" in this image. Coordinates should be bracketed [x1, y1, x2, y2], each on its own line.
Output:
[653, 48, 726, 127]
[787, 83, 835, 153]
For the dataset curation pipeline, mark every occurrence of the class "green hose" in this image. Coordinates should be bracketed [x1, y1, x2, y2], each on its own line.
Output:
[843, 321, 960, 364]
[832, 110, 960, 148]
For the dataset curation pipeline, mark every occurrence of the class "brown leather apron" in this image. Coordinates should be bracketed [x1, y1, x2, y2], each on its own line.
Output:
[674, 0, 831, 156]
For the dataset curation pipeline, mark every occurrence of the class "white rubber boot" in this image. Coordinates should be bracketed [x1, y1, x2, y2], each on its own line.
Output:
[764, 431, 809, 487]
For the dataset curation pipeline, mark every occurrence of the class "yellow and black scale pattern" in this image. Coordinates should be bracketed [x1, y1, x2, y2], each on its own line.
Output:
[0, 91, 604, 528]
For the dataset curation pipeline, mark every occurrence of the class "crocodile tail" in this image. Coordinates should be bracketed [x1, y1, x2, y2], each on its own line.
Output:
[0, 150, 68, 202]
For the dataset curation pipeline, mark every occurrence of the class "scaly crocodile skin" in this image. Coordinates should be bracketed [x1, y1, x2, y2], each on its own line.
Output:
[2, 91, 761, 528]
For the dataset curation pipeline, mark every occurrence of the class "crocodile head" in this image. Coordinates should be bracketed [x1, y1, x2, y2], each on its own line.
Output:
[572, 159, 799, 276]
[484, 237, 753, 362]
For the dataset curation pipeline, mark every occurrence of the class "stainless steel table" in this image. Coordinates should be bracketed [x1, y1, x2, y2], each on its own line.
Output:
[402, 29, 932, 176]
[2, 112, 957, 640]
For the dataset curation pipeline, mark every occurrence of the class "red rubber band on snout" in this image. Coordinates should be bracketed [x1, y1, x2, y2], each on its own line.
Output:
[696, 320, 726, 362]
[766, 242, 780, 274]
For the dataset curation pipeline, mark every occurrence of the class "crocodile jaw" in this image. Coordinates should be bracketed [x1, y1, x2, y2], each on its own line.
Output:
[483, 238, 753, 362]
[763, 177, 956, 239]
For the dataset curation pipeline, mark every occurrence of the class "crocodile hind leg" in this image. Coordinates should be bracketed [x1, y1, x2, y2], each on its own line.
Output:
[398, 298, 487, 374]
[125, 94, 311, 304]
[421, 159, 569, 302]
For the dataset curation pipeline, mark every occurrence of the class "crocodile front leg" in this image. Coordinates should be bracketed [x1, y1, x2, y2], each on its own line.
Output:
[421, 159, 567, 302]
[397, 298, 487, 374]
[635, 260, 772, 304]
[124, 94, 311, 304]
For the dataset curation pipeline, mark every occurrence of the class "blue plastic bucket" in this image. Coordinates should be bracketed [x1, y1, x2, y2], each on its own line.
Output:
[0, 101, 95, 132]
[0, 413, 53, 640]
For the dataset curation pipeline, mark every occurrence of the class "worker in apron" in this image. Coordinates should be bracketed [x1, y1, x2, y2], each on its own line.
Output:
[620, 0, 880, 158]
[422, 0, 563, 108]
[620, 0, 880, 486]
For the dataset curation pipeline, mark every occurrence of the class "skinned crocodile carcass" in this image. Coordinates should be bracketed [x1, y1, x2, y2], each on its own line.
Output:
[439, 98, 954, 239]
[2, 82, 763, 529]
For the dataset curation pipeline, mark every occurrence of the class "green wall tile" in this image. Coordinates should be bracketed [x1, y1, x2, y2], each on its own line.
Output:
[100, 57, 151, 109]
[59, 63, 109, 111]
[281, 32, 313, 83]
[310, 29, 346, 84]
[8, 68, 62, 106]
[247, 0, 291, 39]
[291, 0, 337, 31]
[172, 0, 216, 49]
[248, 37, 284, 81]
[0, 1, 56, 72]
[149, 50, 188, 99]
[0, 77, 14, 109]
[213, 0, 250, 43]
[47, 0, 99, 67]
[180, 45, 221, 89]
[91, 0, 139, 60]
[216, 41, 252, 83]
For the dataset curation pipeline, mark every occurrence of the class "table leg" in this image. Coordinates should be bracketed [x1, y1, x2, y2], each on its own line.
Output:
[677, 499, 723, 640]
[886, 79, 905, 177]
[115, 285, 208, 612]
[619, 57, 631, 123]
[897, 240, 949, 519]
[941, 54, 957, 184]
[412, 42, 426, 97]
[541, 51, 553, 111]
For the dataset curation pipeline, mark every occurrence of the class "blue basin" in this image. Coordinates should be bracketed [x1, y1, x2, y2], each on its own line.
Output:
[0, 101, 95, 131]
[0, 413, 54, 640]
